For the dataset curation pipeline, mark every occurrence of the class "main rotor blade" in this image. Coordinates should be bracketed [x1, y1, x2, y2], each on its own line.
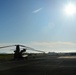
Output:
[27, 49, 45, 53]
[19, 45, 27, 47]
[0, 45, 15, 49]
[0, 44, 45, 53]
[20, 45, 45, 53]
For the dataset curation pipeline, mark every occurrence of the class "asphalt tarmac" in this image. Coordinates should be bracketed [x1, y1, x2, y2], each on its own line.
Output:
[0, 55, 76, 75]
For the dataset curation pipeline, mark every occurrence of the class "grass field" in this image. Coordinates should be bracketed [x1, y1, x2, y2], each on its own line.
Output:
[0, 54, 13, 62]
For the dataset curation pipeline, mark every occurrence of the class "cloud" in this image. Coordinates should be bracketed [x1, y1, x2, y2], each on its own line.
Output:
[30, 41, 76, 52]
[31, 41, 76, 47]
[0, 42, 76, 53]
[32, 8, 42, 13]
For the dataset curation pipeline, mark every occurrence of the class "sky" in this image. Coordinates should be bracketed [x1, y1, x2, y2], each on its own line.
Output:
[0, 0, 76, 53]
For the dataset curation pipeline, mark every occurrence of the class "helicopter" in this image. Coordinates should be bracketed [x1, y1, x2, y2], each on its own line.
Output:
[0, 44, 45, 60]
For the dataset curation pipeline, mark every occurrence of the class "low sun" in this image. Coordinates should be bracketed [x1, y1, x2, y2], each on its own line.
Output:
[64, 3, 76, 16]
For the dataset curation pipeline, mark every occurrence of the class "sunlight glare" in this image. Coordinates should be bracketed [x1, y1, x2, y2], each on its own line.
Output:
[64, 3, 76, 16]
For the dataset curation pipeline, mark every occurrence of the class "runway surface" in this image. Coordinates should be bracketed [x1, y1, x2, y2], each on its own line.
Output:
[0, 55, 76, 75]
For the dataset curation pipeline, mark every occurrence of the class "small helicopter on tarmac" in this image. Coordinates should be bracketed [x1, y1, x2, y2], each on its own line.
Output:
[0, 44, 45, 60]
